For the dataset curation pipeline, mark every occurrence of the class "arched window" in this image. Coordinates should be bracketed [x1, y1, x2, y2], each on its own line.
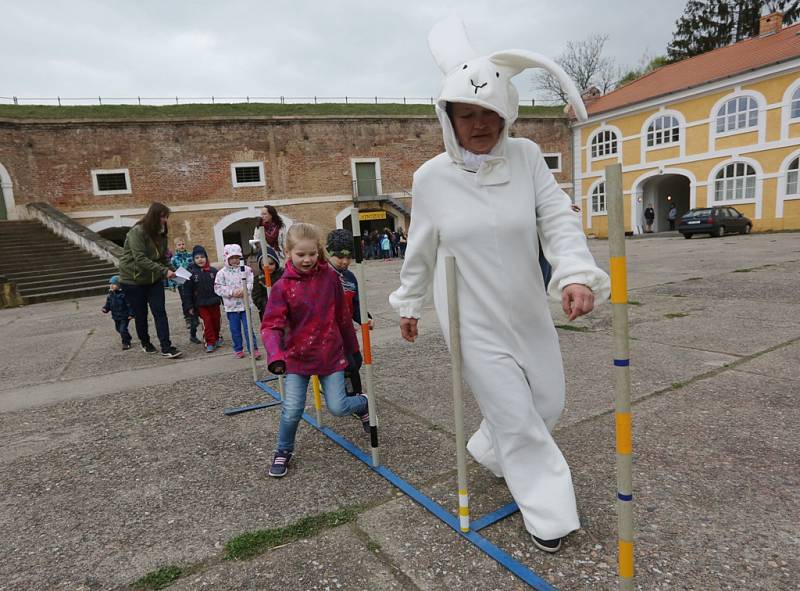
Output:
[591, 182, 606, 214]
[787, 157, 800, 197]
[590, 130, 618, 159]
[714, 162, 756, 202]
[646, 115, 680, 147]
[792, 87, 800, 119]
[716, 96, 758, 133]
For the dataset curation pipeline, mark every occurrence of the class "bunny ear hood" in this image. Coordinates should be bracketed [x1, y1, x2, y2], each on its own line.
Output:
[428, 18, 588, 171]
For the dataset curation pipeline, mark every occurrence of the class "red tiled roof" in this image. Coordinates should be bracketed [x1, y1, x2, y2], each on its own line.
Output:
[586, 23, 800, 116]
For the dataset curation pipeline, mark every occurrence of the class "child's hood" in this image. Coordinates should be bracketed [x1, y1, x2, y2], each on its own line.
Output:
[222, 244, 244, 267]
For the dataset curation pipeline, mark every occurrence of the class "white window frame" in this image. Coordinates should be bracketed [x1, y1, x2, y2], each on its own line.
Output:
[780, 78, 800, 139]
[714, 96, 759, 136]
[590, 180, 607, 215]
[350, 157, 382, 197]
[712, 162, 757, 204]
[645, 114, 681, 148]
[589, 129, 619, 160]
[792, 87, 800, 120]
[542, 153, 562, 173]
[91, 168, 131, 196]
[776, 148, 800, 218]
[786, 156, 800, 198]
[231, 161, 266, 188]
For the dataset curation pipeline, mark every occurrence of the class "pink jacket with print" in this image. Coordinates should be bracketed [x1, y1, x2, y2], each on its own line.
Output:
[261, 260, 358, 376]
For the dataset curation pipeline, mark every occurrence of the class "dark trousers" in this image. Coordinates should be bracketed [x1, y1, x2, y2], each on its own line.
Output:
[178, 284, 194, 324]
[114, 318, 132, 345]
[198, 305, 221, 346]
[123, 281, 172, 352]
[668, 219, 675, 230]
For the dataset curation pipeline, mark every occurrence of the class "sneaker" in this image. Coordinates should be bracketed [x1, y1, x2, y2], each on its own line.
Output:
[253, 350, 262, 360]
[205, 344, 215, 353]
[161, 346, 183, 359]
[531, 534, 562, 553]
[234, 351, 246, 359]
[268, 449, 293, 478]
[353, 394, 370, 433]
[122, 342, 131, 350]
[141, 342, 157, 353]
[189, 335, 202, 344]
[215, 338, 224, 349]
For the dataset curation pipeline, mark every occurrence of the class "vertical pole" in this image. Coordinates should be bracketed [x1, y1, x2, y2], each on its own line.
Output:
[311, 375, 323, 427]
[256, 226, 283, 400]
[240, 260, 258, 383]
[349, 206, 380, 466]
[606, 163, 634, 591]
[445, 256, 469, 532]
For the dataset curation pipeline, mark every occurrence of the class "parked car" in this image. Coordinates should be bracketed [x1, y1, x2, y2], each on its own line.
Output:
[678, 206, 752, 238]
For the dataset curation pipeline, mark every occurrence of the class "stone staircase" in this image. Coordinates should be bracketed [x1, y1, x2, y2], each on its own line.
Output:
[0, 220, 117, 305]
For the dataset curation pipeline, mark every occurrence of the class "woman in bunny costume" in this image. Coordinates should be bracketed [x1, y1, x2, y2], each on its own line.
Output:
[389, 18, 610, 552]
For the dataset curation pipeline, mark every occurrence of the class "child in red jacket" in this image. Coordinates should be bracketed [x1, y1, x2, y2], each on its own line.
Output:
[261, 223, 369, 478]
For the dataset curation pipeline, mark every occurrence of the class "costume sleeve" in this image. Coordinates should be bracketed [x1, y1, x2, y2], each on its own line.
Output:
[334, 272, 359, 355]
[530, 143, 610, 301]
[261, 282, 288, 365]
[246, 267, 254, 293]
[388, 175, 438, 318]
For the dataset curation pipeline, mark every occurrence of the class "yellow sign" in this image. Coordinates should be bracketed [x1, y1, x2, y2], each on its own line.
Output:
[359, 211, 387, 221]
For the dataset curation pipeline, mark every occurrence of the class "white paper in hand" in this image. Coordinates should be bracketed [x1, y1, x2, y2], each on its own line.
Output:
[174, 266, 192, 285]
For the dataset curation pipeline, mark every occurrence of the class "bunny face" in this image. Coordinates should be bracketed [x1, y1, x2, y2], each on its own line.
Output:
[438, 55, 520, 126]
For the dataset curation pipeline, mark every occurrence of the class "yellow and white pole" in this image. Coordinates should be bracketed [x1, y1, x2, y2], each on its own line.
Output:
[256, 227, 283, 400]
[445, 256, 469, 532]
[349, 206, 380, 467]
[606, 163, 634, 590]
[311, 375, 323, 427]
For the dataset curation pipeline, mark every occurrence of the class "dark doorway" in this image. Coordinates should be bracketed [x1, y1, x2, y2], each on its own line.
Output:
[640, 174, 691, 232]
[98, 226, 132, 247]
[343, 210, 395, 235]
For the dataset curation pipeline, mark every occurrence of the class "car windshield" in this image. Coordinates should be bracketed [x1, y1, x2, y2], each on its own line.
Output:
[683, 209, 711, 218]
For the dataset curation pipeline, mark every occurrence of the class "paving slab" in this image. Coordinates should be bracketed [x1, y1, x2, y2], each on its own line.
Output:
[734, 341, 800, 381]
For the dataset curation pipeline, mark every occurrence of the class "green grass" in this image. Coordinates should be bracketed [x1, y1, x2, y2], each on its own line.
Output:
[671, 382, 684, 390]
[132, 565, 183, 590]
[224, 508, 361, 561]
[664, 312, 689, 319]
[554, 324, 590, 332]
[0, 103, 565, 120]
[628, 300, 642, 305]
[733, 268, 754, 273]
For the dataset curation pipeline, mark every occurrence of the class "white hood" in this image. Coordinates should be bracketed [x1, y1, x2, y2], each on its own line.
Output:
[428, 17, 588, 182]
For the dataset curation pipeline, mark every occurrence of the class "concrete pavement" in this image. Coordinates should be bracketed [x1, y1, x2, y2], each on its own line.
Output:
[0, 231, 798, 590]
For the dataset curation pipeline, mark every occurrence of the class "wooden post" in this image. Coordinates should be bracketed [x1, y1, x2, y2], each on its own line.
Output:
[445, 256, 469, 532]
[606, 163, 634, 591]
[350, 206, 380, 466]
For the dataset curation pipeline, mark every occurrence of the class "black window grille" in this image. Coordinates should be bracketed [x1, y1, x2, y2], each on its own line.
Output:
[235, 166, 261, 184]
[96, 173, 128, 192]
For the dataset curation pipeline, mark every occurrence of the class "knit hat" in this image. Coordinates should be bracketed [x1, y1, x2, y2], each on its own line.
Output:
[222, 244, 243, 265]
[327, 229, 354, 257]
[191, 245, 208, 259]
[109, 275, 120, 285]
[257, 246, 281, 269]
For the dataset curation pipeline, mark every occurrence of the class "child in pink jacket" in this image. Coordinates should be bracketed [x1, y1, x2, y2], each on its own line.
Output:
[261, 223, 369, 478]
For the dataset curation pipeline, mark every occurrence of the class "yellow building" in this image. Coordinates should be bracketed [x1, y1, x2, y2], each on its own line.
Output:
[573, 12, 800, 237]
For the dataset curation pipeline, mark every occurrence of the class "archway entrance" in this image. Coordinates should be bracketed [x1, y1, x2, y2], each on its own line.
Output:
[98, 226, 132, 247]
[342, 209, 396, 235]
[640, 174, 691, 232]
[221, 217, 260, 259]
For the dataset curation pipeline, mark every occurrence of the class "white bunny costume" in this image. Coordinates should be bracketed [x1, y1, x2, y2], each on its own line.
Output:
[389, 18, 610, 541]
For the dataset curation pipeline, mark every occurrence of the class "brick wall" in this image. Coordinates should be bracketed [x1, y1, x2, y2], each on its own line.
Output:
[0, 114, 573, 258]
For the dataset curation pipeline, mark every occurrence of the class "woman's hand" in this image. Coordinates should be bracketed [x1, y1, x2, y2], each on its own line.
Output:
[166, 270, 176, 279]
[400, 317, 418, 342]
[562, 284, 595, 321]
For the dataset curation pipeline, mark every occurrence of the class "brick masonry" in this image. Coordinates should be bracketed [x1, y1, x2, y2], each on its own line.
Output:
[0, 115, 573, 260]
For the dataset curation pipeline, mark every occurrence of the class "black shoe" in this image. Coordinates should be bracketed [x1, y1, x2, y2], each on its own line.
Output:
[189, 335, 202, 344]
[353, 394, 370, 433]
[122, 342, 131, 351]
[268, 449, 292, 478]
[160, 346, 183, 359]
[141, 342, 157, 353]
[531, 535, 562, 553]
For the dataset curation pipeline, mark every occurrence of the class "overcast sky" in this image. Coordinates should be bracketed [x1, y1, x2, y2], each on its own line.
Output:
[1, 0, 688, 104]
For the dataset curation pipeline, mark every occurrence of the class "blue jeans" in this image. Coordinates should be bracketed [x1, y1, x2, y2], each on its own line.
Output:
[122, 281, 172, 352]
[226, 310, 258, 353]
[277, 372, 367, 451]
[114, 318, 131, 345]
